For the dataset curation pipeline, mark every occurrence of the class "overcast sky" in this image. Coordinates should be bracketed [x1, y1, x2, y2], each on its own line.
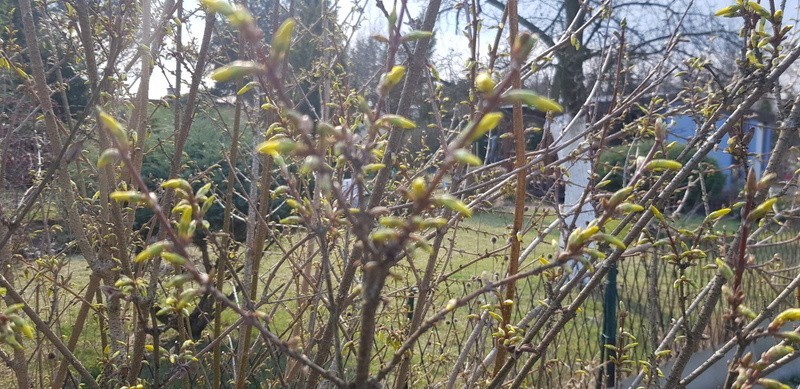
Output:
[143, 0, 800, 98]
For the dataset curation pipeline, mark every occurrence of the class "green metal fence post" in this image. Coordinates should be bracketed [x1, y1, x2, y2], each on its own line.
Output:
[598, 261, 619, 388]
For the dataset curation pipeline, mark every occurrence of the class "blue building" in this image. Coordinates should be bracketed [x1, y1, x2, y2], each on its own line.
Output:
[666, 115, 772, 192]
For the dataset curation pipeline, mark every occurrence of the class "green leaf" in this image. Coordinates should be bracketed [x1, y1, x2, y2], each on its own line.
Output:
[594, 233, 626, 250]
[201, 0, 235, 15]
[755, 378, 790, 389]
[737, 305, 757, 320]
[161, 178, 192, 193]
[134, 241, 171, 263]
[379, 65, 406, 91]
[715, 258, 733, 280]
[649, 205, 666, 223]
[409, 177, 426, 200]
[608, 187, 633, 206]
[770, 308, 800, 331]
[370, 227, 399, 243]
[746, 2, 771, 18]
[227, 7, 254, 27]
[777, 331, 800, 344]
[584, 248, 606, 260]
[378, 216, 405, 228]
[762, 344, 795, 363]
[654, 350, 672, 358]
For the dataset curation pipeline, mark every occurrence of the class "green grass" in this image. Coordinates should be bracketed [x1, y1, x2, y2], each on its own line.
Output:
[6, 198, 796, 387]
[0, 196, 733, 383]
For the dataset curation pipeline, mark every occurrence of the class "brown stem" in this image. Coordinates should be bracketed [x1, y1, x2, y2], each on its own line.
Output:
[306, 2, 442, 385]
[125, 0, 160, 382]
[666, 94, 800, 387]
[664, 276, 726, 388]
[486, 42, 800, 386]
[354, 262, 389, 388]
[494, 0, 524, 374]
[235, 152, 272, 389]
[365, 0, 442, 210]
[214, 70, 242, 389]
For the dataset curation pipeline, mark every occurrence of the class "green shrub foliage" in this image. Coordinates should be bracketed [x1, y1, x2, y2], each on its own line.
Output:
[596, 140, 725, 210]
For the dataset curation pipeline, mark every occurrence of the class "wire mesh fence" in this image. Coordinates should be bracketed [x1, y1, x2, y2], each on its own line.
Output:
[13, 193, 800, 387]
[383, 212, 800, 388]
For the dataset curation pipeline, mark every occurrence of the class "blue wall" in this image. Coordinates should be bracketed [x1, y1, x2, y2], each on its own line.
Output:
[666, 115, 771, 191]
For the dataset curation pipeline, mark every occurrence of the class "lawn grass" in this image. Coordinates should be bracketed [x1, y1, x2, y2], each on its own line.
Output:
[5, 196, 795, 387]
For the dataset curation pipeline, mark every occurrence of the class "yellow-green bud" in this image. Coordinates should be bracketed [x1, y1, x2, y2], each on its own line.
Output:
[453, 149, 483, 166]
[209, 61, 265, 83]
[271, 18, 296, 60]
[501, 89, 563, 113]
[378, 65, 406, 93]
[470, 112, 503, 141]
[376, 114, 416, 129]
[433, 194, 472, 217]
[642, 159, 682, 172]
[475, 72, 495, 94]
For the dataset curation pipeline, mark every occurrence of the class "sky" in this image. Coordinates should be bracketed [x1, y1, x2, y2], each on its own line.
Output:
[143, 0, 800, 98]
[145, 0, 460, 97]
